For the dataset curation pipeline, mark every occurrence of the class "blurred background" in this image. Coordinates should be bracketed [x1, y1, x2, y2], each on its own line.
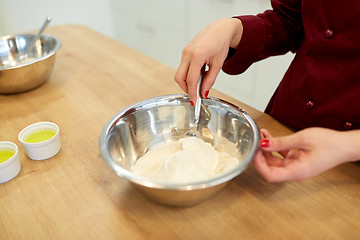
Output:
[0, 0, 294, 111]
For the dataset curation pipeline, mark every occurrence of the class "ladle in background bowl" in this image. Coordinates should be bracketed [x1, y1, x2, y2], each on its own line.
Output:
[0, 17, 61, 94]
[26, 17, 52, 53]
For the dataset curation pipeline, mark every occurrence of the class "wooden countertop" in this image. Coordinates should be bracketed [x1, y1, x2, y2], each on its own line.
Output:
[0, 25, 359, 240]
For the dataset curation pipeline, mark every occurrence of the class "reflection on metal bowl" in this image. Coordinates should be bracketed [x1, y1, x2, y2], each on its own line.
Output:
[0, 34, 61, 94]
[100, 94, 260, 206]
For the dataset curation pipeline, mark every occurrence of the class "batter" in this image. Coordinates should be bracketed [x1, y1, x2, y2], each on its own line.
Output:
[132, 137, 239, 183]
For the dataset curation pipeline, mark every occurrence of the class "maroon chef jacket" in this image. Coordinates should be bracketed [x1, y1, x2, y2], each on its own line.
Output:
[222, 0, 360, 131]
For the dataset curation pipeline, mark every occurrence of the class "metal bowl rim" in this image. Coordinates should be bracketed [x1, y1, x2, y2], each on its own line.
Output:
[99, 94, 260, 191]
[0, 33, 62, 71]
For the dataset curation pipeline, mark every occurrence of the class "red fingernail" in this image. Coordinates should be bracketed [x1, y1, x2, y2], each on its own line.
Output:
[260, 139, 270, 148]
[204, 90, 209, 98]
[190, 101, 194, 106]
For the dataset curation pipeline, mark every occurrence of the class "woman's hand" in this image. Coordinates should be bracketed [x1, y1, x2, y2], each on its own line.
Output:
[253, 128, 360, 182]
[174, 18, 243, 105]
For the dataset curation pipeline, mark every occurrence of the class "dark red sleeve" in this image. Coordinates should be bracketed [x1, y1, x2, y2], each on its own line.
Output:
[222, 0, 303, 75]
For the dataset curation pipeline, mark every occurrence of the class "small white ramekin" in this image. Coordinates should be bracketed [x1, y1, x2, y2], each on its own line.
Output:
[0, 141, 21, 183]
[18, 121, 61, 160]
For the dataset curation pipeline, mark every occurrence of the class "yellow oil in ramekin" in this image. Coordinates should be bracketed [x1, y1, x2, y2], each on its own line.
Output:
[24, 129, 56, 143]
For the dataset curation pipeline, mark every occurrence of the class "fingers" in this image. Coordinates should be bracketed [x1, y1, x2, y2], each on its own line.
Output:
[175, 44, 207, 104]
[175, 61, 208, 105]
[260, 129, 273, 138]
[253, 150, 303, 182]
[260, 129, 290, 158]
[175, 18, 243, 105]
[254, 162, 294, 183]
[260, 130, 309, 153]
[200, 62, 222, 98]
[186, 59, 206, 104]
[253, 151, 288, 182]
[255, 129, 302, 182]
[182, 61, 220, 105]
[254, 128, 345, 183]
[174, 60, 190, 94]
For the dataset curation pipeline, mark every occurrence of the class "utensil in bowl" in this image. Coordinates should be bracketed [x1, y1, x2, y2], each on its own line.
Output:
[0, 33, 61, 94]
[99, 94, 260, 206]
[27, 17, 52, 53]
[185, 65, 206, 139]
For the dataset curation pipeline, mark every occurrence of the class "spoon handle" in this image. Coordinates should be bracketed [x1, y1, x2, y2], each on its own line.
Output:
[194, 65, 206, 124]
[28, 17, 52, 51]
[36, 17, 52, 39]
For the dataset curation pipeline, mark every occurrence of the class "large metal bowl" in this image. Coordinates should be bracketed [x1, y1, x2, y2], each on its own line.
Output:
[100, 94, 260, 206]
[0, 33, 61, 94]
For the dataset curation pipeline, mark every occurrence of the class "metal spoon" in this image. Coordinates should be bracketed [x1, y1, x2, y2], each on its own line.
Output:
[28, 17, 52, 52]
[185, 65, 206, 139]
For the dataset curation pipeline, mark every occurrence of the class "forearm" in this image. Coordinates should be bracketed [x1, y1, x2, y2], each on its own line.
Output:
[228, 18, 243, 49]
[339, 130, 360, 163]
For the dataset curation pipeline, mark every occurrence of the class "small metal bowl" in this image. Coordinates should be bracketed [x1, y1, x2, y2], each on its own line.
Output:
[100, 94, 260, 206]
[0, 33, 61, 94]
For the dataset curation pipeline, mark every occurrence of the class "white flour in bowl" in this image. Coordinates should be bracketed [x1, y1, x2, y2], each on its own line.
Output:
[132, 137, 239, 183]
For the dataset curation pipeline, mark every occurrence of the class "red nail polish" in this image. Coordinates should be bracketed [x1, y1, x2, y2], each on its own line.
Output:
[204, 90, 209, 98]
[260, 139, 270, 148]
[190, 101, 194, 106]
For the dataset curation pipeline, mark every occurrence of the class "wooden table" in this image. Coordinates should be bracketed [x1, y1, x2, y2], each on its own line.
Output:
[1, 25, 359, 240]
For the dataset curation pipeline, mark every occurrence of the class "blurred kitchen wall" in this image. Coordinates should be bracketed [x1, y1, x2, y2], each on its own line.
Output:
[0, 0, 114, 38]
[0, 0, 293, 111]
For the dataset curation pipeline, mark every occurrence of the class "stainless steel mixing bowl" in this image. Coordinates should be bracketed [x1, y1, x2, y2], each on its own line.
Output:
[100, 94, 260, 206]
[0, 33, 61, 94]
